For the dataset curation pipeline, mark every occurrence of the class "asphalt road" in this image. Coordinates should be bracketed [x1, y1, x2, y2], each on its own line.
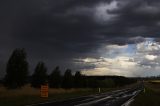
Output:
[28, 84, 143, 106]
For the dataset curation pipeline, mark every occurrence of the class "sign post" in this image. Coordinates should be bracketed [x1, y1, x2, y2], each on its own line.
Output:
[144, 88, 145, 93]
[41, 84, 48, 98]
[98, 88, 101, 93]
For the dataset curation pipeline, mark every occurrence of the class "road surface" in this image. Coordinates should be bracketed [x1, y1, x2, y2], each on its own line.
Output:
[28, 84, 143, 106]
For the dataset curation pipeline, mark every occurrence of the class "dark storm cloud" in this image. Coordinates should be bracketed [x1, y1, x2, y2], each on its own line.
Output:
[1, 0, 160, 77]
[110, 0, 160, 36]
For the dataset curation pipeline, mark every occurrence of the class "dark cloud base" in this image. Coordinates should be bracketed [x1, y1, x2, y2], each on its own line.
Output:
[0, 0, 160, 77]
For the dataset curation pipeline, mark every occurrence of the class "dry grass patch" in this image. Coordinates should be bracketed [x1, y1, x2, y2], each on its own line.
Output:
[0, 85, 39, 98]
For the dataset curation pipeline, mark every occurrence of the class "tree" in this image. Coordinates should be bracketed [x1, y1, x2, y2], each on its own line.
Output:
[62, 69, 73, 89]
[88, 77, 99, 88]
[4, 48, 28, 88]
[31, 62, 48, 88]
[49, 66, 61, 88]
[74, 71, 83, 88]
[98, 79, 115, 88]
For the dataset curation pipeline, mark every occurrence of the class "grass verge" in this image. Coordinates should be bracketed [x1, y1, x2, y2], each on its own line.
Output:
[131, 82, 160, 106]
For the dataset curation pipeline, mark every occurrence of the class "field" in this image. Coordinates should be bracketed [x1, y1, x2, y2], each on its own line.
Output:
[131, 80, 160, 106]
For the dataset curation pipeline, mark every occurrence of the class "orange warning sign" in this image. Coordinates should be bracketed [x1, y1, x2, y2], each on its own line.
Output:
[41, 84, 48, 97]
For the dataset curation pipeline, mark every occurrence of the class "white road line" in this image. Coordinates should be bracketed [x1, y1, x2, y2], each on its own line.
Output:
[121, 90, 142, 106]
[75, 96, 112, 106]
[26, 87, 137, 106]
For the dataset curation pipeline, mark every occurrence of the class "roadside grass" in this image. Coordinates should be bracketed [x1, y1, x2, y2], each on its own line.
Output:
[131, 82, 160, 106]
[150, 80, 160, 83]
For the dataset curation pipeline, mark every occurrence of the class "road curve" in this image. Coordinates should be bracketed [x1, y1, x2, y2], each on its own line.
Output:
[27, 83, 143, 106]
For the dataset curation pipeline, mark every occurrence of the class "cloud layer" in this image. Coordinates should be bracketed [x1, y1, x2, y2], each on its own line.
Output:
[1, 0, 160, 77]
[75, 38, 160, 77]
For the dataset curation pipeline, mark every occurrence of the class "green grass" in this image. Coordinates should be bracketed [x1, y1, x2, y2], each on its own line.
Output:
[131, 83, 160, 106]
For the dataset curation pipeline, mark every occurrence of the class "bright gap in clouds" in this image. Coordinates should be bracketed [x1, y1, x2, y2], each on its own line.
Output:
[74, 37, 160, 77]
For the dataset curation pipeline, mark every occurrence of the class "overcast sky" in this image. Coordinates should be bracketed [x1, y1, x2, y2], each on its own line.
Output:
[1, 0, 160, 78]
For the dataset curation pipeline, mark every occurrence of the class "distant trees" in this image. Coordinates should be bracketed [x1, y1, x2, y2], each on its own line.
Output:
[74, 71, 83, 88]
[98, 79, 115, 88]
[62, 69, 73, 89]
[87, 77, 99, 88]
[4, 48, 28, 88]
[3, 48, 137, 89]
[49, 66, 61, 88]
[31, 62, 48, 88]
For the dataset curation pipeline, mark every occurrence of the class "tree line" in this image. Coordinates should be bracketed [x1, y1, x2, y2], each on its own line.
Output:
[3, 48, 137, 89]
